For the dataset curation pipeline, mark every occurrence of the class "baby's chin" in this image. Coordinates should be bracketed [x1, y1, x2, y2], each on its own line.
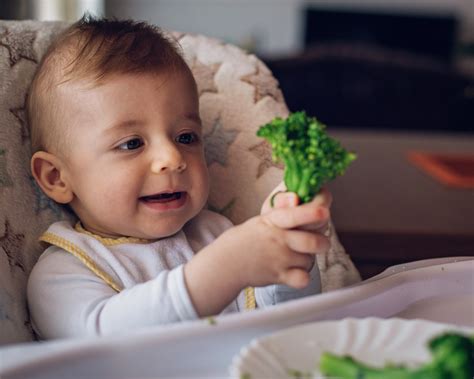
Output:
[140, 224, 185, 240]
[131, 218, 192, 240]
[81, 220, 186, 241]
[93, 205, 206, 240]
[137, 204, 207, 240]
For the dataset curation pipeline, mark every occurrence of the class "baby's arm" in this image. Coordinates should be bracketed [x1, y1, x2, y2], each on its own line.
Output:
[183, 198, 330, 316]
[27, 249, 198, 339]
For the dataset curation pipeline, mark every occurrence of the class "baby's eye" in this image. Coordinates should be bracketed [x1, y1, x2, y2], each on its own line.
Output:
[176, 132, 199, 145]
[117, 138, 144, 151]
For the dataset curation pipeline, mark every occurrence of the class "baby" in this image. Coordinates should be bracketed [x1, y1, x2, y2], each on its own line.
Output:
[27, 17, 332, 339]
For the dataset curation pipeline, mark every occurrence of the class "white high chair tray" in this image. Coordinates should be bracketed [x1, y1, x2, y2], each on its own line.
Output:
[1, 257, 473, 379]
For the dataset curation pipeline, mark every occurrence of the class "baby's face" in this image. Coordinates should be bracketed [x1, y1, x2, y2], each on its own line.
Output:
[57, 70, 209, 239]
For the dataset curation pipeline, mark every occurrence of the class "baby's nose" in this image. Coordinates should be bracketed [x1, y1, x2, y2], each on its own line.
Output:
[150, 145, 186, 173]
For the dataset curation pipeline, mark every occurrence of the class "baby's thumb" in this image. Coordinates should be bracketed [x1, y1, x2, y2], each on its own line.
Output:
[273, 192, 299, 208]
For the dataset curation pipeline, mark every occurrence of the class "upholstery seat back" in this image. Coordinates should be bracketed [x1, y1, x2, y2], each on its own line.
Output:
[0, 20, 359, 346]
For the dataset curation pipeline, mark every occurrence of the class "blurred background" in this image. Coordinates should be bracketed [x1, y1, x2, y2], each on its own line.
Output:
[1, 0, 473, 277]
[2, 0, 474, 132]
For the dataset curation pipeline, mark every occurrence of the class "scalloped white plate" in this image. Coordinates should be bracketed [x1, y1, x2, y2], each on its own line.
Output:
[229, 318, 473, 379]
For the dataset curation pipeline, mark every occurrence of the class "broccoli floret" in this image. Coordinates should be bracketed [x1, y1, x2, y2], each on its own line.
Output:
[319, 353, 439, 379]
[257, 111, 356, 204]
[426, 333, 474, 379]
[319, 332, 474, 379]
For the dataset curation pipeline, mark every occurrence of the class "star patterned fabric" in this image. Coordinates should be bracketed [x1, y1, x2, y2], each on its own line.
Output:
[0, 27, 37, 67]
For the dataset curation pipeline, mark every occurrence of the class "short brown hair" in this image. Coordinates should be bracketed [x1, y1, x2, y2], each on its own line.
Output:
[27, 15, 190, 153]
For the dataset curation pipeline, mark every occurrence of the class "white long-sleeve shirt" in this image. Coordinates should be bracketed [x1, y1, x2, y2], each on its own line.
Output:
[27, 210, 321, 339]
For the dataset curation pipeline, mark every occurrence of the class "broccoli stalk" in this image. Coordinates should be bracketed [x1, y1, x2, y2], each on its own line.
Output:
[257, 111, 356, 204]
[319, 332, 474, 379]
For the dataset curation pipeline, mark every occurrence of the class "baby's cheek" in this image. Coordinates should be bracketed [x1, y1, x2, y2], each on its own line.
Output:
[193, 164, 210, 201]
[106, 180, 139, 201]
[95, 189, 131, 217]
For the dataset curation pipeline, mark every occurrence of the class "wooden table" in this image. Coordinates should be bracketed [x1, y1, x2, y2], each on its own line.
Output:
[327, 129, 474, 279]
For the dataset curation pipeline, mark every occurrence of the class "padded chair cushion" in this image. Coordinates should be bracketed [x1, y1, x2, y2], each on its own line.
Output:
[1, 21, 73, 345]
[0, 20, 360, 346]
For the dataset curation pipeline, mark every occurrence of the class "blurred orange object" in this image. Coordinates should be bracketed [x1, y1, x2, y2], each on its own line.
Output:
[408, 152, 474, 189]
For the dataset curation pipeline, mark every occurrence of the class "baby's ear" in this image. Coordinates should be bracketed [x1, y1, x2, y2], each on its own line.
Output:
[31, 151, 74, 204]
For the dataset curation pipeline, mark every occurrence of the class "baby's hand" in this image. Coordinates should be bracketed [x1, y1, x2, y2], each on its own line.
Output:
[231, 198, 330, 289]
[261, 181, 332, 234]
[184, 190, 332, 316]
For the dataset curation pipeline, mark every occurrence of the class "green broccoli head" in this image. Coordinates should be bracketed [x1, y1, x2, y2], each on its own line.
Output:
[257, 111, 356, 203]
[318, 331, 474, 379]
[427, 332, 474, 379]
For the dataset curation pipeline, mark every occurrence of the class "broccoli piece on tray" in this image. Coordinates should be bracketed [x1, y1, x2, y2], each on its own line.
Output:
[319, 332, 474, 379]
[257, 111, 356, 204]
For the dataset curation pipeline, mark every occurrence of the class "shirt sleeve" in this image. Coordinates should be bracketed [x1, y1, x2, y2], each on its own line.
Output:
[27, 248, 198, 340]
[254, 260, 322, 308]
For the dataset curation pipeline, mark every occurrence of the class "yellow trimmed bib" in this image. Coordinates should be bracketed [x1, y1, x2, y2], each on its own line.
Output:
[40, 223, 256, 311]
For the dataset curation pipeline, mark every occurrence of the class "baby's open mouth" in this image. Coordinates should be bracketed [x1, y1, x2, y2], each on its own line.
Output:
[140, 192, 184, 203]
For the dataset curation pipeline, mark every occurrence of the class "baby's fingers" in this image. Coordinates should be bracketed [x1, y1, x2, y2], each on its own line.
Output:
[273, 192, 299, 209]
[299, 188, 332, 232]
[311, 187, 333, 208]
[264, 200, 329, 230]
[292, 252, 316, 272]
[285, 229, 330, 254]
[279, 268, 310, 289]
[261, 182, 293, 214]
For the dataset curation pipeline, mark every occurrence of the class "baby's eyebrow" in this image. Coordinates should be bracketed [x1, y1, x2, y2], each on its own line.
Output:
[104, 113, 201, 134]
[105, 119, 144, 132]
[183, 112, 202, 126]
